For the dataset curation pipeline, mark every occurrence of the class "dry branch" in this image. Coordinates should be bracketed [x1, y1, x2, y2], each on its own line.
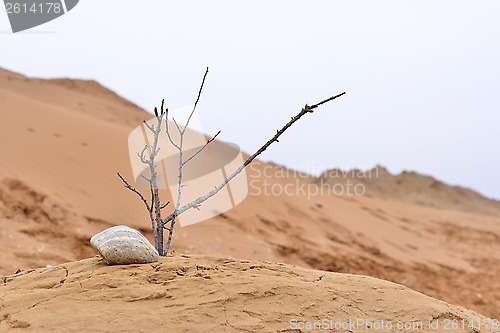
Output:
[118, 67, 345, 256]
[161, 91, 346, 255]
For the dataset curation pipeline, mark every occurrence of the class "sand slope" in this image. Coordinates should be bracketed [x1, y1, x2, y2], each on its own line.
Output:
[314, 166, 500, 216]
[0, 255, 496, 332]
[0, 67, 499, 321]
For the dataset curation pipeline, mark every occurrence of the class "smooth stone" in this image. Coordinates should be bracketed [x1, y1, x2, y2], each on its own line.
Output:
[90, 225, 159, 265]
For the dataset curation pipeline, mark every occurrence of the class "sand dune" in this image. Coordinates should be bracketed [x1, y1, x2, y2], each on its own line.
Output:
[314, 166, 500, 216]
[1, 67, 499, 326]
[1, 255, 496, 332]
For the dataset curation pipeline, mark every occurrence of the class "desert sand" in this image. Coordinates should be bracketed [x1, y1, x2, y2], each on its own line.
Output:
[0, 67, 499, 331]
[1, 255, 496, 332]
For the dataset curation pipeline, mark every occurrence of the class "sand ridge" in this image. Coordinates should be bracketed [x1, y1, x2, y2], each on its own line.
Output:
[314, 166, 500, 216]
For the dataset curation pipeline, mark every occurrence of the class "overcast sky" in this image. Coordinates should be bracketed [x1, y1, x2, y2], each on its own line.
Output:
[1, 1, 499, 200]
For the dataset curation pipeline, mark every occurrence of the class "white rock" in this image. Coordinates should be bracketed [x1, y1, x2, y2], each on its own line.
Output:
[90, 225, 159, 265]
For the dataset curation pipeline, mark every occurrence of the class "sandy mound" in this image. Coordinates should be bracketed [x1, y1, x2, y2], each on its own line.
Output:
[0, 255, 496, 332]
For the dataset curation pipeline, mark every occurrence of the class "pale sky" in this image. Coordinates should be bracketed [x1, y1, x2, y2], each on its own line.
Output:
[1, 1, 499, 200]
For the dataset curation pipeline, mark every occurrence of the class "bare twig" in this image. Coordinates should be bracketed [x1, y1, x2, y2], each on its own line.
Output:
[117, 173, 151, 212]
[117, 172, 157, 246]
[185, 67, 209, 131]
[138, 146, 149, 164]
[172, 118, 182, 136]
[165, 123, 180, 150]
[163, 67, 211, 255]
[143, 121, 154, 132]
[182, 130, 221, 166]
[161, 92, 346, 232]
